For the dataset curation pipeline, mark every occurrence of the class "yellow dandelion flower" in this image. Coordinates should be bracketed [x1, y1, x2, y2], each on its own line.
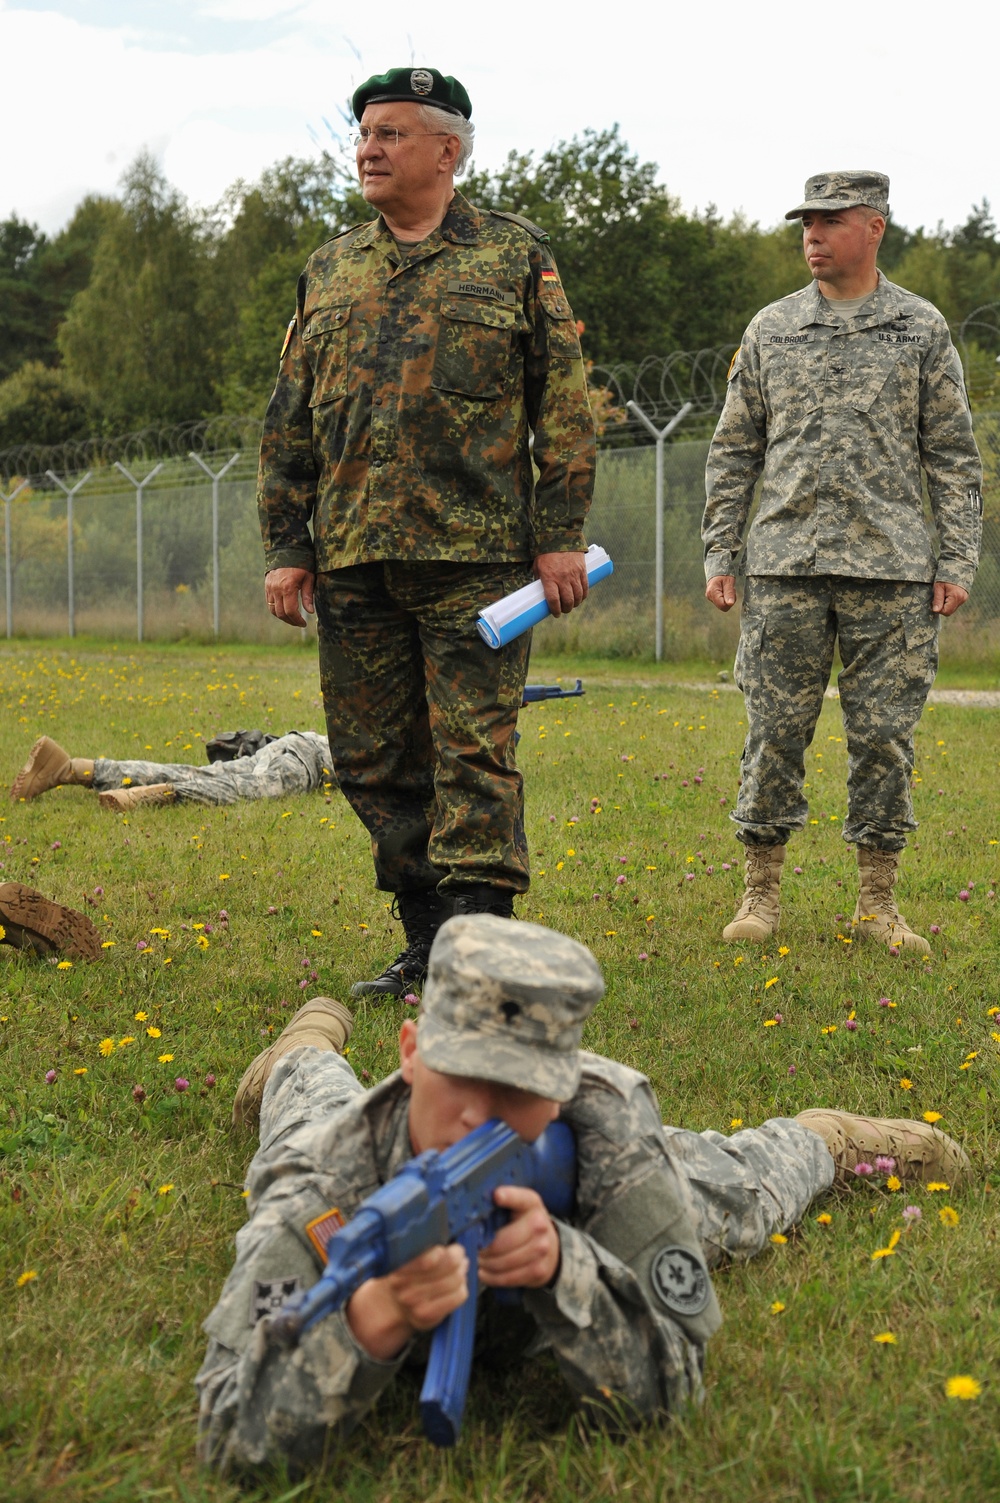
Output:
[219, 874, 230, 881]
[939, 1206, 960, 1227]
[730, 1118, 743, 1128]
[815, 1212, 832, 1226]
[886, 1175, 902, 1192]
[16, 1269, 38, 1287]
[99, 1037, 114, 1056]
[764, 977, 778, 989]
[769, 1233, 787, 1245]
[777, 946, 790, 957]
[73, 1068, 87, 1076]
[101, 940, 115, 949]
[873, 1332, 897, 1345]
[872, 1229, 901, 1261]
[134, 1011, 148, 1022]
[926, 1182, 950, 1192]
[146, 1026, 161, 1038]
[118, 1036, 135, 1047]
[923, 1111, 943, 1124]
[763, 1018, 779, 1027]
[945, 1375, 981, 1401]
[56, 960, 73, 971]
[899, 1078, 913, 1090]
[770, 1301, 785, 1315]
[121, 776, 132, 786]
[157, 1183, 174, 1196]
[196, 934, 209, 949]
[158, 1053, 175, 1063]
[311, 929, 323, 937]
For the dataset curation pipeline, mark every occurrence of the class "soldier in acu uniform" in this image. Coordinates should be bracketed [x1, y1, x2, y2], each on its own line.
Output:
[259, 67, 596, 998]
[196, 914, 970, 1477]
[702, 171, 983, 953]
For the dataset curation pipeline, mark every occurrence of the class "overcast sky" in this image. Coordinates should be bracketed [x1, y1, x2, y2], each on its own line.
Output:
[3, 0, 996, 241]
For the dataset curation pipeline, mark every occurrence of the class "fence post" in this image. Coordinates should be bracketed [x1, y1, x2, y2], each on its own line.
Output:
[189, 452, 240, 638]
[45, 470, 91, 639]
[0, 479, 29, 639]
[114, 462, 164, 642]
[624, 402, 693, 661]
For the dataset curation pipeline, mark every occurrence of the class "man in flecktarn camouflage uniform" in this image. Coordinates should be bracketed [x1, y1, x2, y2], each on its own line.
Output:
[195, 914, 970, 1477]
[259, 66, 595, 998]
[702, 170, 983, 953]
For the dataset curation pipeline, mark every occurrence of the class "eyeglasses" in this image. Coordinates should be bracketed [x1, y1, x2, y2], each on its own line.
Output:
[350, 127, 453, 149]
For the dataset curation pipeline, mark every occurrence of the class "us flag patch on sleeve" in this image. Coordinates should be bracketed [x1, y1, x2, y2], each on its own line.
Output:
[250, 1276, 302, 1325]
[306, 1206, 345, 1261]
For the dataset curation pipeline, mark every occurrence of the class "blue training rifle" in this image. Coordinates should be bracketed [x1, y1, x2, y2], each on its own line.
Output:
[267, 1117, 576, 1446]
[521, 679, 584, 705]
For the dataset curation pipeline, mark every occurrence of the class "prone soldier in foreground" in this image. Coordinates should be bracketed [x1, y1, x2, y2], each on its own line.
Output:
[196, 915, 969, 1475]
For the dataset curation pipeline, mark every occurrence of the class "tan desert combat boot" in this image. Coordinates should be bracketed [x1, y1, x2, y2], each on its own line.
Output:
[232, 996, 354, 1127]
[722, 844, 785, 943]
[797, 1109, 970, 1187]
[0, 882, 102, 959]
[98, 784, 177, 812]
[10, 737, 94, 801]
[852, 846, 930, 954]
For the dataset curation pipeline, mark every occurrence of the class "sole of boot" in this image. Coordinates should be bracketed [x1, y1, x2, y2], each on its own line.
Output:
[0, 883, 102, 960]
[10, 737, 70, 802]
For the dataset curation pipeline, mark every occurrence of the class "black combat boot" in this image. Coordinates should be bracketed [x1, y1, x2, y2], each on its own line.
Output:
[449, 884, 515, 919]
[350, 889, 452, 1000]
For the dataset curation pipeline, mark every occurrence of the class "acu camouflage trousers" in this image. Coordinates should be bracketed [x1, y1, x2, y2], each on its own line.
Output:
[91, 732, 331, 807]
[733, 576, 939, 851]
[315, 561, 533, 895]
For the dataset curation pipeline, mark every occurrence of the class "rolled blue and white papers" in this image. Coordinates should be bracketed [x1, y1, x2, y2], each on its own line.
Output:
[476, 544, 613, 649]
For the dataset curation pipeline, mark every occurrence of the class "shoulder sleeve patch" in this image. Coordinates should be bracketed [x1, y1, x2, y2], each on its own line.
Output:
[650, 1246, 711, 1316]
[488, 208, 550, 242]
[279, 317, 295, 361]
[250, 1275, 302, 1326]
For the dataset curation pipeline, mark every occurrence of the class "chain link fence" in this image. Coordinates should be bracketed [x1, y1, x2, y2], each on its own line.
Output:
[1, 413, 997, 662]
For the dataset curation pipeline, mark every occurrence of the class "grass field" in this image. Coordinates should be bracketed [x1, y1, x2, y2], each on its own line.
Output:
[1, 640, 997, 1503]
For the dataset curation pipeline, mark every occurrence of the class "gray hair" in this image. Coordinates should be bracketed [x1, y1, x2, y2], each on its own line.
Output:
[417, 103, 474, 176]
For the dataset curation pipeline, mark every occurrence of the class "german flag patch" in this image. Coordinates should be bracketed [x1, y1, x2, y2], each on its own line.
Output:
[540, 268, 559, 283]
[306, 1206, 345, 1260]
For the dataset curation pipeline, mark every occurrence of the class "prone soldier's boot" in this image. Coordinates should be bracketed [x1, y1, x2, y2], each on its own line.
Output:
[98, 784, 177, 812]
[10, 736, 94, 801]
[722, 843, 785, 943]
[0, 882, 102, 960]
[350, 888, 452, 1000]
[797, 1109, 970, 1188]
[852, 846, 930, 955]
[232, 996, 354, 1127]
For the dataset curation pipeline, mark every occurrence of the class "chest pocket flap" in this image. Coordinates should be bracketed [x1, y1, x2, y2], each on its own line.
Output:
[432, 295, 517, 400]
[304, 302, 351, 406]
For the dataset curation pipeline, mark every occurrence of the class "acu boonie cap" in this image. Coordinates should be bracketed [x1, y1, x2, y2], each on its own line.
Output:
[785, 170, 890, 220]
[417, 914, 604, 1103]
[353, 67, 472, 122]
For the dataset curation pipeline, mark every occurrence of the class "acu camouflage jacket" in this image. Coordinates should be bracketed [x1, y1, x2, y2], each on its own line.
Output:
[703, 274, 983, 590]
[257, 192, 596, 574]
[196, 1054, 721, 1476]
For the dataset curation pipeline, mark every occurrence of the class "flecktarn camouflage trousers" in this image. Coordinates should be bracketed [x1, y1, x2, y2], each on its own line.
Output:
[732, 576, 939, 850]
[91, 732, 331, 807]
[315, 560, 533, 895]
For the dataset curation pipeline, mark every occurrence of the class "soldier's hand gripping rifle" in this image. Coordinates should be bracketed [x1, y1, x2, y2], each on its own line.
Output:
[267, 1117, 576, 1446]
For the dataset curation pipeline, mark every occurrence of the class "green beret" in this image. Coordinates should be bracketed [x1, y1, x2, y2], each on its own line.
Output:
[352, 67, 472, 122]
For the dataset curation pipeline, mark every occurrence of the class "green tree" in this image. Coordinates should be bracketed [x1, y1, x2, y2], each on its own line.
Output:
[58, 154, 215, 429]
[0, 361, 92, 451]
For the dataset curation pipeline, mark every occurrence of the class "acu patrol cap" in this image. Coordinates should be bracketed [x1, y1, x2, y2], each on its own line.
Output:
[785, 170, 890, 220]
[416, 914, 605, 1103]
[352, 67, 472, 122]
